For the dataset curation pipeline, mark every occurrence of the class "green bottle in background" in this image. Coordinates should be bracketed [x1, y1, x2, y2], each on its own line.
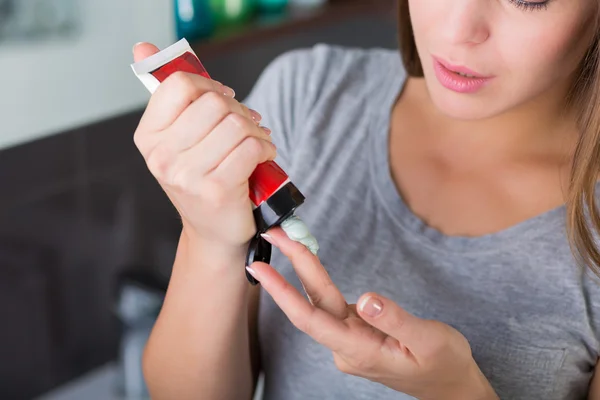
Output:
[174, 0, 215, 40]
[256, 0, 288, 12]
[210, 0, 256, 25]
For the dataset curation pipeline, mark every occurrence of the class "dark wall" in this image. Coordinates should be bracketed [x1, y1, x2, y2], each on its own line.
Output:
[0, 14, 397, 399]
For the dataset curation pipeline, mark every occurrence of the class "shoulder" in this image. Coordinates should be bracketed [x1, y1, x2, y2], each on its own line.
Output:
[244, 44, 404, 169]
[258, 44, 404, 104]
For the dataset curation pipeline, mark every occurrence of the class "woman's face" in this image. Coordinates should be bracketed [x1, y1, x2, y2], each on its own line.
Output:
[409, 0, 598, 120]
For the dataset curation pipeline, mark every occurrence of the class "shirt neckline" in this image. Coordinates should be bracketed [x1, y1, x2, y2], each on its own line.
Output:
[367, 53, 566, 255]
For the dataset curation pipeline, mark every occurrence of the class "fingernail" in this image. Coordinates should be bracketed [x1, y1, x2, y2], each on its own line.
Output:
[222, 85, 236, 98]
[249, 109, 262, 123]
[132, 42, 144, 54]
[359, 296, 383, 317]
[246, 266, 258, 279]
[261, 126, 272, 135]
[261, 233, 276, 246]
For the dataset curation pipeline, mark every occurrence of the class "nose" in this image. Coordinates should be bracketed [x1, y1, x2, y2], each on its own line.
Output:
[439, 0, 491, 46]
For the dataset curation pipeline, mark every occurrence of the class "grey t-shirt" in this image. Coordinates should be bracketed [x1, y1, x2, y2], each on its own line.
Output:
[244, 44, 600, 400]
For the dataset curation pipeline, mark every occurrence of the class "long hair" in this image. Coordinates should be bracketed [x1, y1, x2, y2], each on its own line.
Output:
[397, 2, 600, 277]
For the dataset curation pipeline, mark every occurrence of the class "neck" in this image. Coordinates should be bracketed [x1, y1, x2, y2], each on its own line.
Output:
[401, 77, 579, 164]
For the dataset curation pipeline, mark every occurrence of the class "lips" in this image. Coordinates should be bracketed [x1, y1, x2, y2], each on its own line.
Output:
[432, 56, 490, 79]
[431, 55, 493, 94]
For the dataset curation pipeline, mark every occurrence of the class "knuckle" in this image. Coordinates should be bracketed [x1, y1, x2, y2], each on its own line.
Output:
[146, 146, 172, 182]
[269, 146, 278, 161]
[133, 129, 145, 152]
[303, 283, 324, 308]
[203, 90, 230, 111]
[421, 324, 449, 360]
[334, 356, 354, 375]
[166, 72, 201, 99]
[241, 136, 265, 158]
[202, 178, 229, 208]
[306, 291, 322, 307]
[167, 71, 191, 87]
[334, 357, 347, 373]
[170, 164, 193, 193]
[225, 112, 251, 130]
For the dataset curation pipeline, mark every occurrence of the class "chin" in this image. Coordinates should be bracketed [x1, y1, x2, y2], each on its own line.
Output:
[423, 75, 506, 121]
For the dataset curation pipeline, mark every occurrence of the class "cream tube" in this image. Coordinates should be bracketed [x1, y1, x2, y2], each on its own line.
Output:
[131, 39, 319, 285]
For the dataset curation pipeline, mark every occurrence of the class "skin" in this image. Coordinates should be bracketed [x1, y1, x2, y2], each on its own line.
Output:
[413, 0, 596, 121]
[136, 0, 600, 398]
[133, 43, 273, 400]
[392, 0, 598, 238]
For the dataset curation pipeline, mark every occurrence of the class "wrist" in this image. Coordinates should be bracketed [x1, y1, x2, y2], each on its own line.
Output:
[446, 363, 498, 400]
[182, 226, 247, 261]
[178, 226, 248, 278]
[160, 228, 253, 333]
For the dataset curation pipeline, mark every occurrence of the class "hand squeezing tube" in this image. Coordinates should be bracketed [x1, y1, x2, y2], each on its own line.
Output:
[131, 39, 318, 285]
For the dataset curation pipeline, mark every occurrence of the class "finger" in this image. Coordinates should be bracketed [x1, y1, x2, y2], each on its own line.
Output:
[168, 92, 259, 152]
[133, 42, 160, 62]
[262, 228, 348, 319]
[246, 262, 353, 353]
[168, 113, 272, 182]
[357, 293, 426, 352]
[190, 113, 272, 172]
[139, 72, 230, 135]
[210, 136, 277, 186]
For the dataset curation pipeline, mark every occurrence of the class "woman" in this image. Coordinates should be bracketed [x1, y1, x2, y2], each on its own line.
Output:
[133, 0, 600, 398]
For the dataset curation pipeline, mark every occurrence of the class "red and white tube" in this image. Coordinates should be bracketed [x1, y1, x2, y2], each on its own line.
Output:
[131, 39, 301, 215]
[131, 39, 306, 284]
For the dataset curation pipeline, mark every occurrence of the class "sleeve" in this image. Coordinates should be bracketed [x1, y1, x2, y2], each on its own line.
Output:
[242, 48, 318, 172]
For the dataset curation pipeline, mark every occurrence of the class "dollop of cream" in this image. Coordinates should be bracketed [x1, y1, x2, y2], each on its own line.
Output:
[280, 215, 319, 256]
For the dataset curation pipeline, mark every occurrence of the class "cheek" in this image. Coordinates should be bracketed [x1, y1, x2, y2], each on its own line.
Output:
[500, 17, 594, 90]
[406, 2, 597, 119]
[408, 0, 447, 48]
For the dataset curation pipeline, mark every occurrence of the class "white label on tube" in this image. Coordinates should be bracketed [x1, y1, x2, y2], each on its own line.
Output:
[130, 38, 198, 94]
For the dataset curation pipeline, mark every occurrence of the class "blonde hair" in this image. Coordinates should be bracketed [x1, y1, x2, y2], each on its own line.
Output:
[397, 2, 600, 276]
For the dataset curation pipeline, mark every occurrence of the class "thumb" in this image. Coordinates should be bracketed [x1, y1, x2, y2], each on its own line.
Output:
[133, 42, 160, 63]
[357, 293, 428, 351]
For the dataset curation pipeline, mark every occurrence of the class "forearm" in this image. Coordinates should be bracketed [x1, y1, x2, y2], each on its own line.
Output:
[143, 228, 254, 400]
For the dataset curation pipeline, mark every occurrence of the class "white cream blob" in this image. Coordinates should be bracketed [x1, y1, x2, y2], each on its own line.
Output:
[280, 215, 319, 256]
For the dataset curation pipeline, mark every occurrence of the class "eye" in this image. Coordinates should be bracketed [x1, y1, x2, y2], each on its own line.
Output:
[508, 0, 549, 11]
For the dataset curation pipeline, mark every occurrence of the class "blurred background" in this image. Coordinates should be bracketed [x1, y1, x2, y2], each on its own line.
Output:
[0, 0, 397, 398]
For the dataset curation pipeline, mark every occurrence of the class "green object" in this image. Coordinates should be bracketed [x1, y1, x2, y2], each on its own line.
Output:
[210, 0, 256, 25]
[174, 0, 215, 40]
[257, 0, 288, 12]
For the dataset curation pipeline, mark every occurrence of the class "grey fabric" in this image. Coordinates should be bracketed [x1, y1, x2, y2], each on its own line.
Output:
[243, 44, 600, 400]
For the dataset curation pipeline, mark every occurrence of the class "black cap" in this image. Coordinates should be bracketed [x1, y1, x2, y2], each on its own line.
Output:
[245, 234, 272, 285]
[244, 181, 305, 285]
[253, 181, 305, 233]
